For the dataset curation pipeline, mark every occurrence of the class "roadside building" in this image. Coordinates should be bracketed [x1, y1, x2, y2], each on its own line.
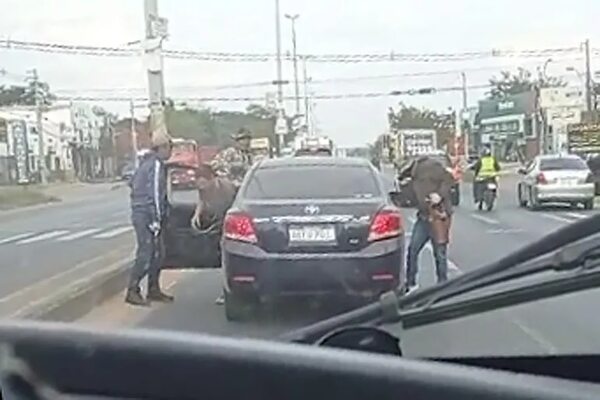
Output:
[539, 87, 584, 154]
[477, 92, 539, 162]
[0, 102, 107, 184]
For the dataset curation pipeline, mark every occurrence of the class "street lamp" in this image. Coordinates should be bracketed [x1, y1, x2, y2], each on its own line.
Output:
[285, 14, 301, 116]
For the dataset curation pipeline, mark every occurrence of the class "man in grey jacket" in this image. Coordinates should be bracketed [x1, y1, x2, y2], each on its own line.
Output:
[397, 155, 455, 293]
[126, 131, 174, 306]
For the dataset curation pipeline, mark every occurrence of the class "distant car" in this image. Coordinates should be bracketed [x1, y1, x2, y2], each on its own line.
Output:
[397, 152, 461, 207]
[294, 147, 332, 157]
[517, 154, 595, 210]
[220, 156, 405, 321]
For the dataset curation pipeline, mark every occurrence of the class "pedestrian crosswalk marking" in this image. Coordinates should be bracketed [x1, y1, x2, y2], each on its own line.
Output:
[18, 230, 70, 244]
[470, 214, 500, 225]
[57, 228, 102, 242]
[565, 212, 588, 220]
[0, 232, 34, 245]
[541, 214, 573, 223]
[93, 226, 133, 239]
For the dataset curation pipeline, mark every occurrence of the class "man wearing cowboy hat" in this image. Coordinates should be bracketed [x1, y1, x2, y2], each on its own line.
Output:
[210, 127, 253, 188]
[210, 128, 253, 305]
[126, 129, 175, 306]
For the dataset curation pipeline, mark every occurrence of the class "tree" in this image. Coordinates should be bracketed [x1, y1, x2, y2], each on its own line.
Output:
[387, 102, 456, 149]
[0, 80, 54, 107]
[488, 67, 566, 99]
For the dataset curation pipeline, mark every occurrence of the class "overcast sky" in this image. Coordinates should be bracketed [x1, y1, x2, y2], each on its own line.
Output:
[1, 0, 599, 147]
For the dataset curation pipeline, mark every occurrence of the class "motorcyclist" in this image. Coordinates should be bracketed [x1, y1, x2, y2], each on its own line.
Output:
[471, 146, 500, 208]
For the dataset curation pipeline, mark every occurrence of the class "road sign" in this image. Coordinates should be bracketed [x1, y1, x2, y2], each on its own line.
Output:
[10, 120, 30, 184]
[150, 16, 169, 38]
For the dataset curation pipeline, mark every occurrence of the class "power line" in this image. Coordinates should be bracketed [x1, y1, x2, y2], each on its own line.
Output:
[53, 83, 494, 103]
[0, 38, 586, 63]
[51, 56, 585, 95]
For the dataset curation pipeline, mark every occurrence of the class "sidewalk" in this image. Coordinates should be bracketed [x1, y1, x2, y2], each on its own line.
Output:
[0, 181, 126, 217]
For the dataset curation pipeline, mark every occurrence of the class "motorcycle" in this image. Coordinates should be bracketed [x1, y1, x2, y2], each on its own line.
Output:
[477, 177, 498, 211]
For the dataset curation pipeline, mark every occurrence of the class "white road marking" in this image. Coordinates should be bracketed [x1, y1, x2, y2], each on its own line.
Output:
[540, 213, 573, 223]
[93, 226, 133, 239]
[487, 228, 524, 234]
[0, 232, 34, 245]
[17, 230, 69, 244]
[57, 228, 102, 242]
[448, 258, 461, 273]
[0, 246, 131, 306]
[470, 214, 500, 225]
[565, 212, 588, 220]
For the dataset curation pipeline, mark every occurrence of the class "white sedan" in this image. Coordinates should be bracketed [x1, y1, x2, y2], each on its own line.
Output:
[517, 154, 595, 210]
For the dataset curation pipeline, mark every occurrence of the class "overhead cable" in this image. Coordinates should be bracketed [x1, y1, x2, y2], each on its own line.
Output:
[0, 39, 585, 63]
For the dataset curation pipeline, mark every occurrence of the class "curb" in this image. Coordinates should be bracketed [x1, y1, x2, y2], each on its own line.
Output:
[19, 259, 132, 322]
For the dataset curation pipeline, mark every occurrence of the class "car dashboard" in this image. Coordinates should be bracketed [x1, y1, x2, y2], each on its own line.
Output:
[0, 321, 599, 400]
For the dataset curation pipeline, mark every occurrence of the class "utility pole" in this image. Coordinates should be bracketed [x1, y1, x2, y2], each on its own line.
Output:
[28, 68, 47, 184]
[274, 0, 284, 109]
[584, 39, 593, 113]
[273, 0, 287, 155]
[460, 72, 467, 110]
[302, 56, 311, 137]
[460, 72, 468, 158]
[130, 100, 139, 168]
[144, 0, 168, 139]
[285, 14, 301, 115]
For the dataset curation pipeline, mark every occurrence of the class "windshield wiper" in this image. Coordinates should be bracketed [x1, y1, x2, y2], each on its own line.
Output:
[282, 213, 600, 344]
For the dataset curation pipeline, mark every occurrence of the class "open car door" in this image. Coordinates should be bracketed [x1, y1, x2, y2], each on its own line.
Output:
[162, 164, 221, 269]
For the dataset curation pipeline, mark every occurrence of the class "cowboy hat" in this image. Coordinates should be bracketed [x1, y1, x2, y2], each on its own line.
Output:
[231, 128, 251, 141]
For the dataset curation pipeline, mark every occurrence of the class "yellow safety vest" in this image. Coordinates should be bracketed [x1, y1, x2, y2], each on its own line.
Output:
[477, 156, 497, 178]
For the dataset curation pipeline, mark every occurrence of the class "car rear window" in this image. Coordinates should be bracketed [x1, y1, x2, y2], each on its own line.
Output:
[540, 157, 587, 171]
[244, 165, 380, 199]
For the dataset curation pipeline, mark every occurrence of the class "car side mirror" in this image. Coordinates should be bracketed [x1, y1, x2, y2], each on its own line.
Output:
[389, 191, 402, 207]
[517, 167, 527, 175]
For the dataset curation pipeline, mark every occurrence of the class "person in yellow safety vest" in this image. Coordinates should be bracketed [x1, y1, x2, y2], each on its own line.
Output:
[471, 147, 501, 204]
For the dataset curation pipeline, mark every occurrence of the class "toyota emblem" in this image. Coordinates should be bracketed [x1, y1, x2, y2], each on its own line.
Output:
[304, 205, 320, 215]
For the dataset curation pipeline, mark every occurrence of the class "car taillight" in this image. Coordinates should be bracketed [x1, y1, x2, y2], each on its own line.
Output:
[223, 212, 257, 243]
[536, 173, 547, 184]
[187, 169, 195, 176]
[368, 209, 403, 242]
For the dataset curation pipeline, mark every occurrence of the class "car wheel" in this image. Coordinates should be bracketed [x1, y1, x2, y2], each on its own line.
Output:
[517, 184, 527, 207]
[224, 291, 251, 322]
[584, 199, 595, 210]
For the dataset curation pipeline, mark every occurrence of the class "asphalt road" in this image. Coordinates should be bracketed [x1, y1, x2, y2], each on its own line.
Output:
[0, 184, 134, 316]
[81, 173, 600, 358]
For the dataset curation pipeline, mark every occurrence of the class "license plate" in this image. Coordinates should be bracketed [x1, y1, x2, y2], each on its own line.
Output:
[487, 183, 497, 190]
[289, 225, 336, 243]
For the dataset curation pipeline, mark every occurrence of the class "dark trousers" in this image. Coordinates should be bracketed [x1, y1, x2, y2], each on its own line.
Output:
[406, 216, 448, 287]
[129, 210, 164, 291]
[473, 177, 496, 203]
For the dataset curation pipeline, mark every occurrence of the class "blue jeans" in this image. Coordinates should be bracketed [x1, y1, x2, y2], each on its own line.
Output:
[406, 216, 448, 287]
[129, 210, 164, 291]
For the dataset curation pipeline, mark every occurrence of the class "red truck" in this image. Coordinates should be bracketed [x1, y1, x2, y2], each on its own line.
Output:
[167, 139, 220, 190]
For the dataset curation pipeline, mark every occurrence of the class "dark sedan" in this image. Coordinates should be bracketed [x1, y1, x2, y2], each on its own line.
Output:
[221, 157, 405, 321]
